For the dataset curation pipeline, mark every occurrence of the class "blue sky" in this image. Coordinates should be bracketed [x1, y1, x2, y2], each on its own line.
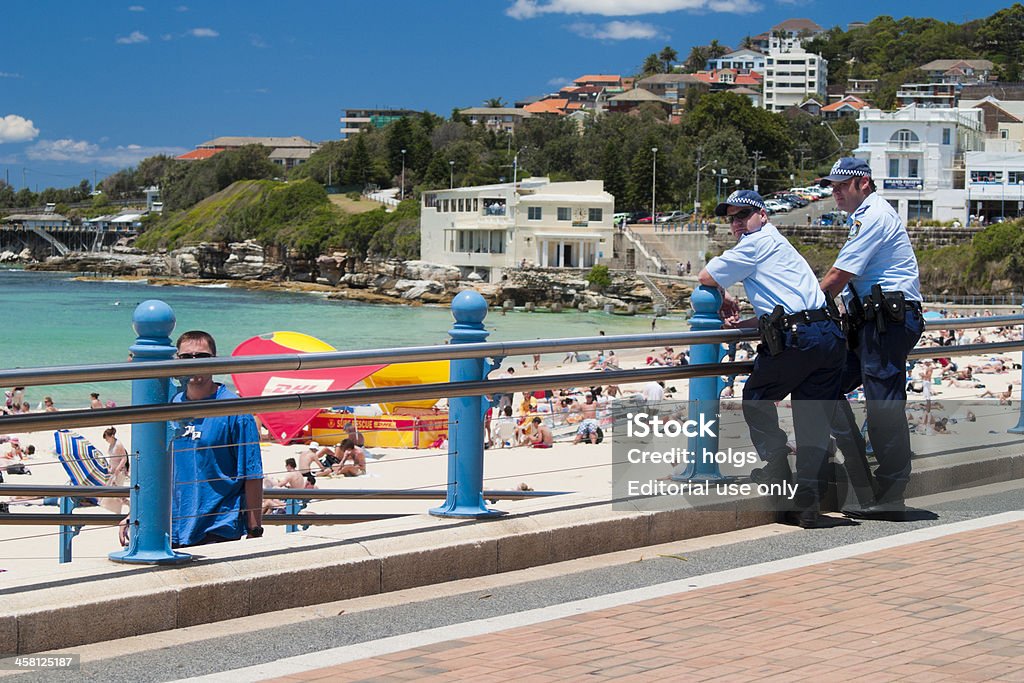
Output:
[0, 0, 1010, 190]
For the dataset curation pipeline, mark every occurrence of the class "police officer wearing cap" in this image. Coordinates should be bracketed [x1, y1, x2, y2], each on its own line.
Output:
[698, 190, 846, 529]
[818, 158, 924, 519]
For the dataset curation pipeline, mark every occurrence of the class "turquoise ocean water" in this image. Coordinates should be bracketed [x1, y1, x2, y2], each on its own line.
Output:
[1, 269, 675, 410]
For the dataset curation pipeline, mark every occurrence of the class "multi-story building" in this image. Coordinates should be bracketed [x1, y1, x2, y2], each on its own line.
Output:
[964, 151, 1024, 222]
[339, 108, 420, 138]
[458, 108, 532, 134]
[896, 83, 959, 109]
[854, 105, 985, 223]
[420, 178, 614, 281]
[635, 73, 705, 105]
[762, 39, 828, 112]
[960, 96, 1024, 152]
[751, 18, 825, 52]
[704, 49, 765, 74]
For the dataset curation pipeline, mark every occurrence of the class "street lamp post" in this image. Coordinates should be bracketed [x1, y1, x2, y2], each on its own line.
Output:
[400, 148, 406, 200]
[651, 147, 658, 225]
[449, 160, 455, 189]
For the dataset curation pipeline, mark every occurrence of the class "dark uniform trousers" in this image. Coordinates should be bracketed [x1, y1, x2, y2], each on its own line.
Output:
[742, 318, 846, 509]
[831, 308, 924, 501]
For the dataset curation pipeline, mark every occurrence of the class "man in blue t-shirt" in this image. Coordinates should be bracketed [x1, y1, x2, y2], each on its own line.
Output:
[819, 158, 924, 520]
[170, 330, 264, 547]
[699, 191, 846, 529]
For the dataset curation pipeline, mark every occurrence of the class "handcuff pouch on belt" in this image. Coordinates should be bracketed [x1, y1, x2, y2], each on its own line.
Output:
[758, 304, 786, 357]
[863, 284, 906, 335]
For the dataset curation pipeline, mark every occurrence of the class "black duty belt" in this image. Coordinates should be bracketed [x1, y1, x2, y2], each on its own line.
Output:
[780, 308, 831, 327]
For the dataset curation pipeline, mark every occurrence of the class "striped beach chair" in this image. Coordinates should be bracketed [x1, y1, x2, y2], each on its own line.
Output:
[53, 430, 111, 505]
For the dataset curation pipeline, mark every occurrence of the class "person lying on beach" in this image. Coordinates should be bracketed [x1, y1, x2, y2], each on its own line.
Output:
[978, 385, 1013, 405]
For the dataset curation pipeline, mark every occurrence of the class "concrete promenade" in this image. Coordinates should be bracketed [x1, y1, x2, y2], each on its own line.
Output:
[221, 512, 1024, 682]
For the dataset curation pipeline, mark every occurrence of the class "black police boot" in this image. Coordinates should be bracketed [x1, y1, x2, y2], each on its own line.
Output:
[750, 456, 792, 485]
[842, 481, 908, 520]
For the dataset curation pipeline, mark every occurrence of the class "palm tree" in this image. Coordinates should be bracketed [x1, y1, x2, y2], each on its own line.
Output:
[484, 97, 506, 108]
[707, 39, 728, 59]
[640, 53, 663, 77]
[684, 45, 709, 73]
[659, 46, 679, 73]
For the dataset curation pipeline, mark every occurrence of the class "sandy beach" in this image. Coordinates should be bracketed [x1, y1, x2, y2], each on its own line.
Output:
[1, 314, 1022, 581]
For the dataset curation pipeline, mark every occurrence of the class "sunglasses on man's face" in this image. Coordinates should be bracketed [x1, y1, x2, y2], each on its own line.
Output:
[177, 352, 213, 359]
[727, 208, 755, 224]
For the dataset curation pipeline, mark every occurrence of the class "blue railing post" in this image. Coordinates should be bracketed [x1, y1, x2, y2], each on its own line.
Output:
[58, 496, 78, 563]
[285, 498, 302, 533]
[109, 300, 191, 564]
[430, 290, 502, 518]
[1011, 305, 1024, 434]
[673, 285, 729, 481]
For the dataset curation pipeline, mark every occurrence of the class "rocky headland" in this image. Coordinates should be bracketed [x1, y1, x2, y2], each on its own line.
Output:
[20, 241, 689, 312]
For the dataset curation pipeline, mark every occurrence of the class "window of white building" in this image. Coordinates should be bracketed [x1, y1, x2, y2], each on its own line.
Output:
[588, 208, 603, 222]
[528, 206, 542, 220]
[557, 207, 571, 221]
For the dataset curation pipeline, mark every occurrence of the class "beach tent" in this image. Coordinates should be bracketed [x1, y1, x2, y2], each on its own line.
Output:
[231, 331, 386, 445]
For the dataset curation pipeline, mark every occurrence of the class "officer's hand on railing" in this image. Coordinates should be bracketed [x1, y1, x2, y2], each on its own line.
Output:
[720, 292, 740, 322]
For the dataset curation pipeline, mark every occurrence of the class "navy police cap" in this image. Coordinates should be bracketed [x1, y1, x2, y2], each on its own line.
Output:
[714, 189, 767, 217]
[818, 157, 872, 186]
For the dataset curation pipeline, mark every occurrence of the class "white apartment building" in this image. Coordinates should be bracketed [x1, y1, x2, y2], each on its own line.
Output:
[420, 178, 614, 282]
[854, 105, 985, 223]
[705, 49, 766, 74]
[762, 38, 828, 112]
[965, 152, 1024, 223]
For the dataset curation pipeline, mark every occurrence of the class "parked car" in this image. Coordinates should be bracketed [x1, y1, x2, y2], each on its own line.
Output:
[613, 212, 630, 226]
[764, 199, 790, 213]
[627, 211, 651, 223]
[657, 210, 692, 223]
[779, 193, 809, 208]
[818, 210, 848, 226]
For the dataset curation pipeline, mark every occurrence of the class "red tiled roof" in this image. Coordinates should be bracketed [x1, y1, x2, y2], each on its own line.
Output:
[574, 74, 621, 84]
[523, 99, 569, 114]
[820, 95, 869, 112]
[177, 148, 225, 160]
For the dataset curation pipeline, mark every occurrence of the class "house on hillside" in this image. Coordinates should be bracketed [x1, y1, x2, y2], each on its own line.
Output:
[459, 108, 532, 134]
[821, 95, 870, 119]
[420, 178, 614, 281]
[919, 59, 994, 85]
[339, 108, 420, 138]
[179, 136, 321, 170]
[607, 89, 673, 116]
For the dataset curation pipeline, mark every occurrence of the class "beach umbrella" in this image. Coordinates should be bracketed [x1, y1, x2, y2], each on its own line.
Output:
[231, 331, 385, 445]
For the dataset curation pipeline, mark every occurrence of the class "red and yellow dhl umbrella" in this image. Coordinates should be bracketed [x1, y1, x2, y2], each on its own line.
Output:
[231, 331, 385, 445]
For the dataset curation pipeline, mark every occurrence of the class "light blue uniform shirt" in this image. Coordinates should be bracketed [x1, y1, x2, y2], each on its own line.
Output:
[706, 223, 826, 318]
[170, 384, 263, 547]
[833, 192, 921, 302]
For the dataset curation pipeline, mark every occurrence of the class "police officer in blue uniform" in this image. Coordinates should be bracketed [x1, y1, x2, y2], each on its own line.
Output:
[818, 158, 924, 519]
[699, 191, 847, 528]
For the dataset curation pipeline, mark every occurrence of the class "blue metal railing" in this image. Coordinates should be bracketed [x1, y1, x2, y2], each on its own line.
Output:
[2, 289, 1023, 564]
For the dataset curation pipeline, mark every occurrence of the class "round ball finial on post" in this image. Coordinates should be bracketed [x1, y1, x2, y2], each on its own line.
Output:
[132, 300, 176, 339]
[690, 285, 723, 318]
[451, 289, 488, 326]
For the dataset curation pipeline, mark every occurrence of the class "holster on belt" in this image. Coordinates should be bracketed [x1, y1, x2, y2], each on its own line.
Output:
[867, 284, 887, 334]
[758, 305, 786, 357]
[845, 283, 865, 351]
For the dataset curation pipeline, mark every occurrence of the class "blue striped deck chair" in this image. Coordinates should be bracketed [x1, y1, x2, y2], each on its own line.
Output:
[53, 430, 111, 505]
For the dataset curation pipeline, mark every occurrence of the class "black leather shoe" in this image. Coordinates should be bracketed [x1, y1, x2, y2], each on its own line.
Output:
[750, 457, 791, 485]
[783, 510, 860, 528]
[842, 500, 908, 520]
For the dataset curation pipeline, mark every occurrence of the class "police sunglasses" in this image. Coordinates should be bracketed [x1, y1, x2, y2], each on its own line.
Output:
[727, 208, 755, 224]
[177, 352, 213, 359]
